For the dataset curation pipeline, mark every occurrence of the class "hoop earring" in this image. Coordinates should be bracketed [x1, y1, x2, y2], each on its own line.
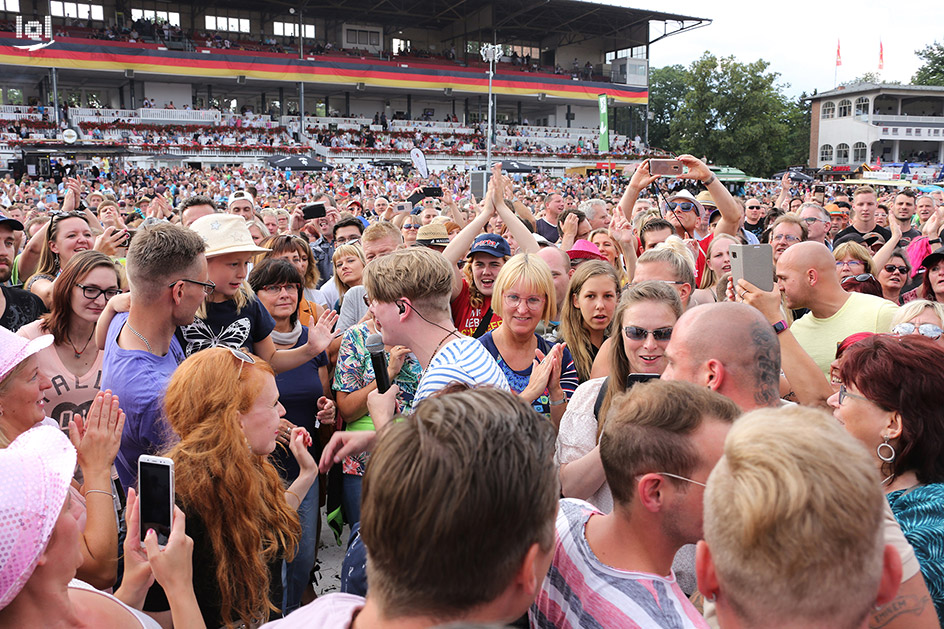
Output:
[706, 594, 717, 603]
[877, 436, 896, 463]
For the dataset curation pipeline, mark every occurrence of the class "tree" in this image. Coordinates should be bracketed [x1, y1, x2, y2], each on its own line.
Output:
[913, 42, 944, 86]
[669, 53, 800, 176]
[647, 64, 688, 150]
[841, 72, 901, 87]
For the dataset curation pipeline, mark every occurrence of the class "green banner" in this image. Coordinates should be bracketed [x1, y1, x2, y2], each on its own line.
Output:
[598, 94, 609, 154]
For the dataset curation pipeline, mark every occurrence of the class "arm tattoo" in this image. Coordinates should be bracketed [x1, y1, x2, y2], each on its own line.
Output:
[750, 322, 781, 407]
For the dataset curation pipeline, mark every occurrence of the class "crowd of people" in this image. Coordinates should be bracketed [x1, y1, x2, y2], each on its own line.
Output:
[1, 152, 944, 629]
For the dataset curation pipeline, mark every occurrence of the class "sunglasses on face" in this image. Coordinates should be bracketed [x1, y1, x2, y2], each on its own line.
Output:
[623, 326, 673, 342]
[892, 322, 943, 340]
[884, 264, 908, 274]
[667, 202, 696, 212]
[403, 223, 420, 230]
[746, 205, 761, 210]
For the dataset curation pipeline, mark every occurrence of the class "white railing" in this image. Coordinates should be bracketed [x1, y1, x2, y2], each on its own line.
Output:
[139, 109, 221, 123]
[281, 116, 371, 130]
[0, 105, 37, 114]
[872, 114, 944, 125]
[0, 112, 41, 121]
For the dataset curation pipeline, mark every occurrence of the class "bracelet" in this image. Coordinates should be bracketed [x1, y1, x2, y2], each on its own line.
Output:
[285, 489, 301, 506]
[772, 320, 788, 335]
[703, 174, 717, 186]
[85, 489, 113, 498]
[548, 397, 566, 407]
[930, 238, 941, 245]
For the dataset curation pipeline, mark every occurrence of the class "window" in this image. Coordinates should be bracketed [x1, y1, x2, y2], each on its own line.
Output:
[836, 143, 850, 164]
[1, 0, 20, 10]
[5, 88, 23, 105]
[205, 14, 249, 33]
[822, 102, 835, 119]
[853, 142, 867, 162]
[820, 144, 833, 162]
[274, 21, 315, 39]
[346, 27, 382, 49]
[838, 99, 852, 117]
[51, 2, 103, 20]
[854, 96, 869, 116]
[392, 37, 410, 53]
[131, 9, 180, 26]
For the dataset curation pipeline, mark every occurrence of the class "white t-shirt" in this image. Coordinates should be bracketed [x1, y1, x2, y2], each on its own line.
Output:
[415, 336, 510, 402]
[260, 593, 365, 628]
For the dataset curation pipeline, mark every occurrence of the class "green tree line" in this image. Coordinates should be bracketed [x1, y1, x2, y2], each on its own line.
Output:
[647, 53, 810, 177]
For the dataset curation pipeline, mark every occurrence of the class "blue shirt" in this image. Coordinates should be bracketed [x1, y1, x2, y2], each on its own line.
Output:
[272, 328, 328, 482]
[477, 331, 579, 416]
[102, 312, 185, 490]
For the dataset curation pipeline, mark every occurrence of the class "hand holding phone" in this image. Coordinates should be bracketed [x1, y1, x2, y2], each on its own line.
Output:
[649, 159, 683, 176]
[138, 455, 174, 547]
[301, 202, 327, 221]
[730, 244, 774, 292]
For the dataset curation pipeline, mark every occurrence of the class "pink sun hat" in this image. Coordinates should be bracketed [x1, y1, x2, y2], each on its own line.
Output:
[0, 325, 53, 383]
[567, 239, 607, 262]
[0, 425, 76, 609]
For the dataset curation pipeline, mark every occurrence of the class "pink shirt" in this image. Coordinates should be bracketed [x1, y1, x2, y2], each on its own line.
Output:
[18, 321, 104, 429]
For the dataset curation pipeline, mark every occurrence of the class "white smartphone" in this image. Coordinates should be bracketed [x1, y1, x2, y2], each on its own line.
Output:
[138, 455, 174, 547]
[730, 244, 774, 292]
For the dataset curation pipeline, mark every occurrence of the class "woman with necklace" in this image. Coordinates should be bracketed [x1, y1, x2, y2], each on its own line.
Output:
[18, 250, 124, 429]
[477, 253, 578, 430]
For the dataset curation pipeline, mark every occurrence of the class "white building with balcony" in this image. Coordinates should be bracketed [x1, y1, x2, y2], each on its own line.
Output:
[809, 83, 944, 169]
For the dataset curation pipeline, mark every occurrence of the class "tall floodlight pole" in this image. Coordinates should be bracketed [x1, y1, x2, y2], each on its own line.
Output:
[291, 6, 305, 142]
[480, 43, 502, 171]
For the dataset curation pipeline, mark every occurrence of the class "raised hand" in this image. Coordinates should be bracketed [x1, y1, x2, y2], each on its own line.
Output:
[307, 309, 339, 354]
[69, 390, 125, 477]
[288, 426, 316, 475]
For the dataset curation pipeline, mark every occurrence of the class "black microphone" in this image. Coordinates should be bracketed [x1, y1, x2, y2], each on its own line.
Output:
[366, 333, 391, 394]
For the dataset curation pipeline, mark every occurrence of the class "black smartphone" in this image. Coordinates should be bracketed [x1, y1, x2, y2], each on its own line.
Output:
[626, 373, 660, 389]
[301, 202, 327, 221]
[121, 230, 133, 248]
[138, 455, 174, 546]
[813, 184, 825, 206]
[421, 186, 443, 198]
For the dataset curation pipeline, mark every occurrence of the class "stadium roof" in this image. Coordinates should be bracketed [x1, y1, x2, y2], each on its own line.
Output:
[209, 0, 709, 48]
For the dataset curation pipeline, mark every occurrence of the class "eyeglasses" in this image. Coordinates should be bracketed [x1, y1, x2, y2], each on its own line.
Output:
[335, 236, 360, 244]
[363, 294, 372, 308]
[802, 217, 827, 224]
[636, 472, 706, 488]
[835, 259, 865, 269]
[884, 264, 908, 275]
[746, 205, 762, 210]
[667, 202, 696, 212]
[892, 322, 944, 340]
[169, 278, 216, 294]
[403, 223, 421, 230]
[259, 283, 299, 295]
[627, 280, 686, 288]
[623, 326, 673, 342]
[838, 383, 869, 406]
[772, 234, 801, 243]
[76, 284, 122, 301]
[504, 294, 546, 311]
[841, 273, 874, 284]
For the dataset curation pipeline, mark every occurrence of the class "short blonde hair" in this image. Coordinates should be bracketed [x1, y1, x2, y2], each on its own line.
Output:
[492, 253, 556, 325]
[833, 241, 876, 275]
[704, 405, 885, 627]
[364, 248, 454, 317]
[637, 237, 696, 288]
[891, 299, 944, 328]
[332, 243, 367, 299]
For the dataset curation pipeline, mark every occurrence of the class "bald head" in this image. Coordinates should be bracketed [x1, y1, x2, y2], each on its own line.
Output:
[778, 241, 836, 276]
[665, 302, 780, 410]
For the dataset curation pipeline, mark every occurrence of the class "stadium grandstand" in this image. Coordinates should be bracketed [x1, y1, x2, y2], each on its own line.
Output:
[0, 0, 707, 174]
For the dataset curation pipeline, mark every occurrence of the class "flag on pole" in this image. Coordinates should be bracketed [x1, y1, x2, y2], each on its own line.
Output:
[598, 94, 609, 154]
[879, 40, 884, 70]
[836, 40, 842, 67]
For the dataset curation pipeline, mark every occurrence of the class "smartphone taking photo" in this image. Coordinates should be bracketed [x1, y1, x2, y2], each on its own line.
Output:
[138, 455, 174, 547]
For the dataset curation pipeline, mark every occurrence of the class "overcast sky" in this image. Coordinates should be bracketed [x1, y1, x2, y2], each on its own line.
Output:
[613, 0, 942, 97]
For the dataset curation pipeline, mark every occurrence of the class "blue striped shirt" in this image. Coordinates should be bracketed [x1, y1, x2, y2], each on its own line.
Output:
[415, 337, 510, 401]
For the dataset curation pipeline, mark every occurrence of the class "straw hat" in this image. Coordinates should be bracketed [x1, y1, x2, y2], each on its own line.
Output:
[0, 425, 76, 609]
[190, 214, 271, 257]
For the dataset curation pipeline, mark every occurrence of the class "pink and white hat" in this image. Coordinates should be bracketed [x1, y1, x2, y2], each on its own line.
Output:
[0, 326, 53, 383]
[0, 425, 76, 609]
[567, 239, 607, 262]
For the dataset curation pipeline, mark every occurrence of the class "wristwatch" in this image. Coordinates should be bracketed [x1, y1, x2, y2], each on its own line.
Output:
[772, 320, 788, 335]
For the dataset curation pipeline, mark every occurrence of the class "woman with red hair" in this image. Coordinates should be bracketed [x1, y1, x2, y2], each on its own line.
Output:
[828, 334, 944, 624]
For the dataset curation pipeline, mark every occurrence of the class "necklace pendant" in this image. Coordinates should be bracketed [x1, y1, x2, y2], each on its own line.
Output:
[74, 351, 81, 359]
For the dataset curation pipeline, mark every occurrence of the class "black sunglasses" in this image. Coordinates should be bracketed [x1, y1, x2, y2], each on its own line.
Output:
[884, 264, 908, 274]
[623, 326, 673, 342]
